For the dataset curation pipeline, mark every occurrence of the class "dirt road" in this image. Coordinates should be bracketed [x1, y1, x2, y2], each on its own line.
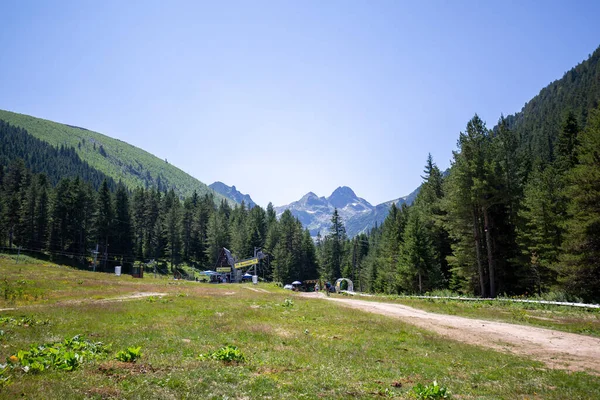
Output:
[302, 293, 600, 374]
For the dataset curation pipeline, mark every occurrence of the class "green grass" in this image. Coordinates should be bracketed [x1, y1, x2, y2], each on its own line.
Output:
[0, 109, 232, 204]
[2, 254, 600, 399]
[347, 293, 600, 338]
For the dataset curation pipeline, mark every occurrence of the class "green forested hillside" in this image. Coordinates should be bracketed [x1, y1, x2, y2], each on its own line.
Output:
[0, 109, 229, 203]
[336, 46, 600, 302]
[506, 46, 600, 162]
[0, 120, 116, 190]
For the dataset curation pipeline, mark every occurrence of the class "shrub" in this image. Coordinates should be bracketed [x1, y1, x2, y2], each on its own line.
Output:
[0, 334, 111, 388]
[115, 346, 142, 363]
[412, 381, 452, 399]
[282, 298, 294, 308]
[198, 345, 246, 363]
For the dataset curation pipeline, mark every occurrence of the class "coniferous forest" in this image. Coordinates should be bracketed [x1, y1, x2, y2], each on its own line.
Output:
[1, 47, 600, 302]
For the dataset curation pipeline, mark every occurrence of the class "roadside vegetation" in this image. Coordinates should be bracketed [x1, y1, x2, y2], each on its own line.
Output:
[2, 255, 600, 399]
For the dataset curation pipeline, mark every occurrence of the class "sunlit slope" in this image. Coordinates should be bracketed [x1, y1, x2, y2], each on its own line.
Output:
[0, 109, 229, 203]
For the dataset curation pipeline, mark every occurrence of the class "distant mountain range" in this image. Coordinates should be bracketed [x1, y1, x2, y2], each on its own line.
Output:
[274, 185, 420, 237]
[209, 181, 257, 208]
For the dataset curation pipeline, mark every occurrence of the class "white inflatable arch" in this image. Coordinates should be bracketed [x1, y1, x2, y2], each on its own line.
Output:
[334, 278, 354, 292]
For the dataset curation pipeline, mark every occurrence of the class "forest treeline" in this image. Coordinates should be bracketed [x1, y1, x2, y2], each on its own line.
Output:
[0, 150, 318, 284]
[342, 105, 600, 303]
[1, 47, 600, 302]
[1, 108, 599, 300]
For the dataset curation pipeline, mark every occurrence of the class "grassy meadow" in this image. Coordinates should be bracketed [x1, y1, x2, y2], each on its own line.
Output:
[2, 254, 600, 399]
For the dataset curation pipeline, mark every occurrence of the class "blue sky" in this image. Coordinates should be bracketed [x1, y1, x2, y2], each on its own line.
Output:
[1, 1, 599, 207]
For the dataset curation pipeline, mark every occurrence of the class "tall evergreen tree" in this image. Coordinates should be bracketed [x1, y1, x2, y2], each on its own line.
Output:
[272, 210, 302, 283]
[95, 179, 114, 268]
[2, 159, 27, 248]
[557, 105, 600, 302]
[444, 115, 491, 296]
[113, 182, 134, 267]
[399, 207, 441, 293]
[163, 189, 182, 269]
[34, 174, 50, 250]
[375, 204, 405, 293]
[205, 200, 230, 265]
[517, 162, 564, 292]
[323, 208, 346, 281]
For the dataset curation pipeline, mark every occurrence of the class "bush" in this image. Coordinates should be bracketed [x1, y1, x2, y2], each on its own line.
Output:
[0, 334, 111, 389]
[115, 346, 142, 363]
[412, 381, 452, 399]
[198, 345, 246, 363]
[282, 298, 294, 308]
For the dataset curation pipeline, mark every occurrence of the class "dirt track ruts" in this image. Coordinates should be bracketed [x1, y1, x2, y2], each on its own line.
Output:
[302, 293, 600, 374]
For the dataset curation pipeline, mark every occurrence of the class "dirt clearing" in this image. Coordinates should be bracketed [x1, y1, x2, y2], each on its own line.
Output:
[304, 293, 600, 374]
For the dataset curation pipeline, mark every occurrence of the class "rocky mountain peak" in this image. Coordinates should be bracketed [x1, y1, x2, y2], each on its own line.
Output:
[328, 186, 358, 208]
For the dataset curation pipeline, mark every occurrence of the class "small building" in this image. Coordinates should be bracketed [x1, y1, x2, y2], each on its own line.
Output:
[214, 248, 236, 282]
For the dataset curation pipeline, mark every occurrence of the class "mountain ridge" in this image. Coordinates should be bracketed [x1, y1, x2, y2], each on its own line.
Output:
[0, 109, 232, 205]
[275, 185, 419, 237]
[209, 181, 257, 208]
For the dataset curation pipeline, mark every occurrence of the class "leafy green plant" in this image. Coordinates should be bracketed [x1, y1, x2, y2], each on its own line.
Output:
[198, 345, 246, 363]
[282, 298, 294, 308]
[412, 381, 452, 399]
[115, 346, 142, 363]
[14, 335, 109, 371]
[0, 335, 111, 388]
[0, 315, 49, 327]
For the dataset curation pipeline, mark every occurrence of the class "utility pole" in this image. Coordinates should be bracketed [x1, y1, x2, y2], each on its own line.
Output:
[103, 243, 109, 272]
[91, 244, 99, 272]
[253, 247, 259, 285]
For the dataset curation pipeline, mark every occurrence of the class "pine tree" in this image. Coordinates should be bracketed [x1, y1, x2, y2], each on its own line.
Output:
[229, 202, 250, 258]
[71, 177, 95, 256]
[325, 208, 346, 281]
[49, 178, 72, 252]
[34, 174, 50, 250]
[18, 171, 38, 249]
[247, 205, 267, 252]
[376, 204, 404, 293]
[113, 182, 134, 268]
[143, 187, 162, 260]
[555, 111, 580, 172]
[163, 189, 182, 270]
[205, 200, 230, 265]
[444, 115, 490, 296]
[414, 154, 451, 281]
[95, 179, 114, 259]
[2, 159, 27, 248]
[557, 105, 600, 302]
[517, 162, 563, 292]
[182, 192, 197, 262]
[272, 210, 302, 283]
[131, 187, 147, 260]
[300, 229, 318, 281]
